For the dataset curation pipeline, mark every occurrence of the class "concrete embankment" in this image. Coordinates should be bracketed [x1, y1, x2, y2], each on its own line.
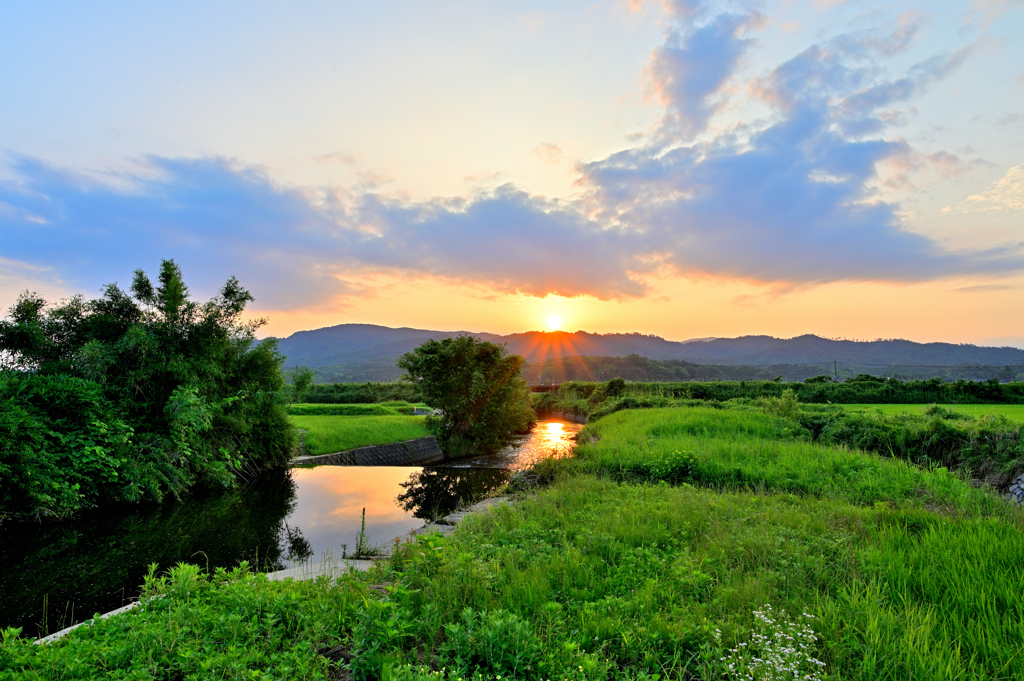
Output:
[290, 436, 444, 467]
[537, 410, 587, 424]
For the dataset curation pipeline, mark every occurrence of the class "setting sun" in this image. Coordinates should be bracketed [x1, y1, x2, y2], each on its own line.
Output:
[546, 314, 563, 331]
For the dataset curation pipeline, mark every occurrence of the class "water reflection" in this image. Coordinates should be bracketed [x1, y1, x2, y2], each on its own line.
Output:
[283, 467, 430, 562]
[398, 468, 511, 519]
[0, 469, 297, 637]
[439, 419, 583, 470]
[0, 419, 582, 637]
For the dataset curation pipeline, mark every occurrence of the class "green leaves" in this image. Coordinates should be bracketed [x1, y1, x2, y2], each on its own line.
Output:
[0, 259, 294, 517]
[397, 336, 535, 456]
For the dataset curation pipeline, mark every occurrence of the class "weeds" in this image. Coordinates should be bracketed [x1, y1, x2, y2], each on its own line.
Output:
[344, 508, 382, 559]
[10, 406, 1024, 680]
[718, 604, 826, 681]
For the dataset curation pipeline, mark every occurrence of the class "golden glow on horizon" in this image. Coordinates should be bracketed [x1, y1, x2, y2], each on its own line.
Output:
[251, 270, 1024, 349]
[546, 314, 563, 331]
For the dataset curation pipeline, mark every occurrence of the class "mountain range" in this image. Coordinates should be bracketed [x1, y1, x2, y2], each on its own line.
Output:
[273, 324, 1024, 382]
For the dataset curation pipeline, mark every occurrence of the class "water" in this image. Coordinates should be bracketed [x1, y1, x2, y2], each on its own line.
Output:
[0, 419, 581, 637]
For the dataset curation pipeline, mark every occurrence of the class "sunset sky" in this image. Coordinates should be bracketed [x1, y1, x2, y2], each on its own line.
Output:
[2, 0, 1023, 346]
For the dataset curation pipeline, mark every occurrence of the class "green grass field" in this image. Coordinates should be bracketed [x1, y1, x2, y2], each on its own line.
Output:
[10, 406, 1023, 680]
[289, 414, 430, 455]
[839, 403, 1024, 420]
[288, 401, 427, 416]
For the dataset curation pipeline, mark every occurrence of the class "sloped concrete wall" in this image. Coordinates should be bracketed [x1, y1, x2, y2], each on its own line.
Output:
[291, 436, 444, 467]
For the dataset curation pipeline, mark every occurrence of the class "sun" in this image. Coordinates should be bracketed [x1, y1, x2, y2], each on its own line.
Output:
[546, 314, 563, 331]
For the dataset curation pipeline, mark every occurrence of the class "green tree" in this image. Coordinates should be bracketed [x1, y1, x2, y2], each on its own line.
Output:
[397, 336, 535, 457]
[0, 260, 294, 517]
[287, 366, 318, 403]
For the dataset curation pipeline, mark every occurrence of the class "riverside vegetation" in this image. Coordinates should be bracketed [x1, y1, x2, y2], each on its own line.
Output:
[397, 336, 535, 457]
[0, 261, 294, 518]
[4, 390, 1023, 679]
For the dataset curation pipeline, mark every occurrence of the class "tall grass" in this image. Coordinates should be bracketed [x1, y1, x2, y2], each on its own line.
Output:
[290, 415, 430, 455]
[10, 405, 1023, 680]
[573, 407, 1010, 514]
[841, 403, 1024, 421]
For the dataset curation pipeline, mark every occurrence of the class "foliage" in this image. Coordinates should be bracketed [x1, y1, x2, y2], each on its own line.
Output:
[0, 260, 293, 517]
[538, 377, 1024, 410]
[289, 415, 430, 456]
[0, 563, 361, 679]
[286, 366, 317, 403]
[9, 407, 1024, 680]
[397, 336, 535, 456]
[301, 381, 421, 404]
[0, 374, 141, 516]
[797, 406, 1024, 483]
[717, 605, 825, 681]
[756, 388, 800, 419]
[288, 402, 422, 416]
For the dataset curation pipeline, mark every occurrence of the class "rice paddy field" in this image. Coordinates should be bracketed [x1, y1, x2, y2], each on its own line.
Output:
[289, 412, 430, 455]
[9, 406, 1023, 680]
[839, 403, 1024, 420]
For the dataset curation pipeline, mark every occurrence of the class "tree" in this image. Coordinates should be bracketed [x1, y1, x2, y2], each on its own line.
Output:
[287, 366, 318, 403]
[0, 259, 293, 517]
[397, 336, 535, 457]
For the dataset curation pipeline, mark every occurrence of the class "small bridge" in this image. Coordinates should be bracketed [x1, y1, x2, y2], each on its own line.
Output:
[528, 383, 562, 393]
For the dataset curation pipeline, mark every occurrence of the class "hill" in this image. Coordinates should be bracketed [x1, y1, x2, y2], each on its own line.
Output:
[274, 324, 1024, 382]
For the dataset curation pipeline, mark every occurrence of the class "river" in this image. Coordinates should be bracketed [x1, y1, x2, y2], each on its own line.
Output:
[0, 418, 582, 637]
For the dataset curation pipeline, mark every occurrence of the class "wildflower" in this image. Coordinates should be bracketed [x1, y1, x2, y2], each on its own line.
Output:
[719, 605, 825, 681]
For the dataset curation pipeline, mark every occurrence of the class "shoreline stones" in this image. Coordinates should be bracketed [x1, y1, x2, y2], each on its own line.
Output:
[1005, 474, 1024, 505]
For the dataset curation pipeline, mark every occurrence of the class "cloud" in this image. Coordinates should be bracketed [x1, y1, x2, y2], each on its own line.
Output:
[579, 17, 1023, 284]
[964, 165, 1024, 211]
[967, 0, 1024, 27]
[0, 156, 648, 306]
[1, 10, 1021, 308]
[0, 156, 351, 309]
[953, 283, 1015, 293]
[649, 12, 763, 139]
[532, 143, 565, 164]
[352, 187, 646, 298]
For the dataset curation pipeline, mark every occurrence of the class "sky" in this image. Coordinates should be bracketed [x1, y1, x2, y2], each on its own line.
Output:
[2, 0, 1023, 346]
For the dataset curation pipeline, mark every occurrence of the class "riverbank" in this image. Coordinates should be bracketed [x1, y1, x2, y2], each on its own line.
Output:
[5, 406, 1022, 680]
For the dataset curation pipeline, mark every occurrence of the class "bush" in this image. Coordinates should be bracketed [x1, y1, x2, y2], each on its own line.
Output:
[0, 260, 293, 517]
[398, 336, 535, 456]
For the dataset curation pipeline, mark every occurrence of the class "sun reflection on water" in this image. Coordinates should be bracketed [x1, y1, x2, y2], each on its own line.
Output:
[505, 419, 582, 471]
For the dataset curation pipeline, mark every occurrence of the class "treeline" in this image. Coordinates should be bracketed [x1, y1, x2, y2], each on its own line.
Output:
[520, 354, 1024, 383]
[0, 261, 293, 518]
[300, 381, 421, 404]
[538, 376, 1024, 407]
[520, 354, 776, 382]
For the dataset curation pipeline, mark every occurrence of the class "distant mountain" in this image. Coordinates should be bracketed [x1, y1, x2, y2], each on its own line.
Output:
[273, 324, 1024, 382]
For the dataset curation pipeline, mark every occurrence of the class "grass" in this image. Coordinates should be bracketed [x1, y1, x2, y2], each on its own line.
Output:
[289, 414, 430, 455]
[7, 405, 1023, 680]
[839, 403, 1024, 420]
[1, 562, 363, 680]
[288, 401, 427, 416]
[573, 407, 1008, 512]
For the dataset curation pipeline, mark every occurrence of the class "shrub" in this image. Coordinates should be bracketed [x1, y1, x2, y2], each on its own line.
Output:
[0, 260, 293, 516]
[398, 336, 535, 456]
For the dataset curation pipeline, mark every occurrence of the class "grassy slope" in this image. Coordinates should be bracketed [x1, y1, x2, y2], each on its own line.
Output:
[6, 407, 1023, 680]
[840, 403, 1024, 420]
[289, 414, 430, 455]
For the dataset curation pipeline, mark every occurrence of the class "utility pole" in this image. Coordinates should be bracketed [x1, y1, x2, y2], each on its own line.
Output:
[834, 359, 838, 381]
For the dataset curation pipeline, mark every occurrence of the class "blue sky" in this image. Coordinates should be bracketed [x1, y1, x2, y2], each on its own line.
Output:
[2, 0, 1023, 344]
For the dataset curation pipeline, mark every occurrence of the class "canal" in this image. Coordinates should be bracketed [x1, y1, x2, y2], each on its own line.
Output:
[0, 419, 582, 637]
